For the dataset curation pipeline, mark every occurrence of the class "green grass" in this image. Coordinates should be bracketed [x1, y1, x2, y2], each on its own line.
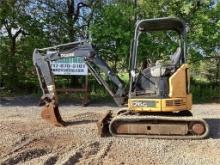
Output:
[191, 79, 220, 103]
[1, 73, 219, 104]
[118, 72, 129, 83]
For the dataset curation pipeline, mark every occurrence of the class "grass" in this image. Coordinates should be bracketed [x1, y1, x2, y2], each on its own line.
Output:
[1, 73, 219, 104]
[118, 72, 129, 83]
[191, 79, 220, 103]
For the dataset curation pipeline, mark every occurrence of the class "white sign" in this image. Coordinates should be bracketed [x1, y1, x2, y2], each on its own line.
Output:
[50, 56, 88, 75]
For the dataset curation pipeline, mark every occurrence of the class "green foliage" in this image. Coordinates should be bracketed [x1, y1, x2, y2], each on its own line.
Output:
[0, 0, 51, 91]
[90, 2, 134, 71]
[191, 79, 220, 103]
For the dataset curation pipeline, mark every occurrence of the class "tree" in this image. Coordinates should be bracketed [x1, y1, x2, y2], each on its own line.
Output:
[137, 1, 220, 68]
[0, 0, 99, 92]
[0, 0, 35, 90]
[90, 2, 134, 71]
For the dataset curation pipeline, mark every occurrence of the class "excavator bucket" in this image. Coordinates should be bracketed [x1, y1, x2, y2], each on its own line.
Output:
[41, 102, 66, 127]
[97, 110, 113, 137]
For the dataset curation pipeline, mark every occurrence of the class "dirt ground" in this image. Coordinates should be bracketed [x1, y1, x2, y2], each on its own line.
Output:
[0, 96, 220, 165]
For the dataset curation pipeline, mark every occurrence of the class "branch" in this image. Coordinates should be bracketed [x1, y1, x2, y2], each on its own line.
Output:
[84, 0, 98, 28]
[67, 0, 74, 18]
[73, 2, 90, 22]
[3, 19, 12, 38]
[13, 28, 26, 39]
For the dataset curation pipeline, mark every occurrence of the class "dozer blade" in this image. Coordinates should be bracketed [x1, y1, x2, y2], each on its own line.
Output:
[97, 110, 113, 137]
[108, 115, 209, 139]
[41, 102, 66, 127]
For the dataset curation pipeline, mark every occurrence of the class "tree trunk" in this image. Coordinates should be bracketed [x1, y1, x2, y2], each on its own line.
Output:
[114, 54, 118, 72]
[7, 37, 18, 90]
[67, 0, 75, 41]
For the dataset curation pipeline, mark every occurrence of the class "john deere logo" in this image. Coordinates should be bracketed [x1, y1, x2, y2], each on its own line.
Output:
[60, 52, 75, 58]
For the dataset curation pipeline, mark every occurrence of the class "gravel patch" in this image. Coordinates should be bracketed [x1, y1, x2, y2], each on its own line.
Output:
[0, 97, 220, 165]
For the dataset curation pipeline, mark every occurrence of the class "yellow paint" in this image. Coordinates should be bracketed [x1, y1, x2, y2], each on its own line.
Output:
[169, 64, 189, 98]
[128, 96, 192, 112]
[186, 94, 192, 110]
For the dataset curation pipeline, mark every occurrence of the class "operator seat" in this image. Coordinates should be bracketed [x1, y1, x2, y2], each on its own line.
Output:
[134, 47, 182, 97]
[171, 47, 181, 66]
[150, 47, 181, 77]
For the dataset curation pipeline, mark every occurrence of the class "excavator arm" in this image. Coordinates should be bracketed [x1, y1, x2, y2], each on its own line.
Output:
[33, 40, 126, 126]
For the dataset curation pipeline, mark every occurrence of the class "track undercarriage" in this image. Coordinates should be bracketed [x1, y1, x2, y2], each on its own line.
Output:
[40, 103, 209, 140]
[97, 109, 209, 139]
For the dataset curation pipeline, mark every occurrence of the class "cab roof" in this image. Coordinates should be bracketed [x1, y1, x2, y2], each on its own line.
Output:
[136, 17, 186, 35]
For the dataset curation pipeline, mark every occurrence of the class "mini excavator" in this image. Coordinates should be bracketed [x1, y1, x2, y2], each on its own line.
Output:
[33, 17, 209, 139]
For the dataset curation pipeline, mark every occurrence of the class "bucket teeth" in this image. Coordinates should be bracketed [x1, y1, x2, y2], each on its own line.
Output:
[41, 102, 66, 127]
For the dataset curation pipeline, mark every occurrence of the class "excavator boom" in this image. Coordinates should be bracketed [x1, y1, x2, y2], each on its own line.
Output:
[33, 40, 126, 126]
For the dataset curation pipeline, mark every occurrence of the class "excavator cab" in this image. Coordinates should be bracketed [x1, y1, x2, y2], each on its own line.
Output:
[129, 17, 186, 100]
[126, 17, 192, 113]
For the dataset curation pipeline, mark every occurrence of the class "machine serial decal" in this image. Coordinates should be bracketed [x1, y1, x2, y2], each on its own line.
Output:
[132, 101, 156, 107]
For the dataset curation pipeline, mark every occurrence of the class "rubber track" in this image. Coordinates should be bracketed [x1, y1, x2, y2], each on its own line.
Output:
[109, 115, 209, 140]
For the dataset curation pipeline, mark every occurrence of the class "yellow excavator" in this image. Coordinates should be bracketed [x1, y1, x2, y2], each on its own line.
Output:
[33, 17, 209, 139]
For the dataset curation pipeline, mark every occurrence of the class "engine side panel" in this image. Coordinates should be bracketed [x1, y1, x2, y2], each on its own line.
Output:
[169, 64, 189, 98]
[128, 97, 191, 112]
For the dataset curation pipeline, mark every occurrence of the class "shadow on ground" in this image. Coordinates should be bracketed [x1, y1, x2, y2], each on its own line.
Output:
[0, 96, 39, 106]
[205, 118, 220, 139]
[0, 95, 117, 107]
[65, 120, 97, 126]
